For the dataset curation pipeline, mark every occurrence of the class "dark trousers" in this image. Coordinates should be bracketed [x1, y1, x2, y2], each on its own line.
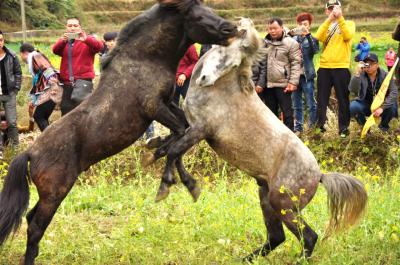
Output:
[34, 100, 56, 131]
[61, 81, 93, 116]
[173, 79, 190, 106]
[263, 87, 294, 131]
[350, 99, 397, 129]
[316, 68, 351, 133]
[61, 84, 76, 116]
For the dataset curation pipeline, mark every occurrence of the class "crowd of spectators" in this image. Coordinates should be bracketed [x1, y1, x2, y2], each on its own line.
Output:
[0, 0, 399, 159]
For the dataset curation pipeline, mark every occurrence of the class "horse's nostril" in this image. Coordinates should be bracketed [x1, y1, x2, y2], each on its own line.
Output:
[220, 23, 237, 36]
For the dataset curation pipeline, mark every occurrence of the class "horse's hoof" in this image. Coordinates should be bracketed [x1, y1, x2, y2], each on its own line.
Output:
[155, 183, 170, 202]
[141, 152, 155, 167]
[189, 185, 201, 202]
[145, 136, 164, 149]
[242, 254, 255, 263]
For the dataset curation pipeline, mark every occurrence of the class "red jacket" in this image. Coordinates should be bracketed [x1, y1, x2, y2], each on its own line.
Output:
[176, 45, 199, 81]
[52, 36, 104, 84]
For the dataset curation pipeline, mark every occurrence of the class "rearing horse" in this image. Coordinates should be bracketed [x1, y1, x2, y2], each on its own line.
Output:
[0, 1, 237, 264]
[156, 18, 368, 261]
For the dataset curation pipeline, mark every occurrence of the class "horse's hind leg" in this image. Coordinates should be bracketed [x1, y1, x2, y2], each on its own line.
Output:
[156, 127, 205, 202]
[22, 171, 78, 265]
[244, 183, 286, 262]
[268, 188, 318, 259]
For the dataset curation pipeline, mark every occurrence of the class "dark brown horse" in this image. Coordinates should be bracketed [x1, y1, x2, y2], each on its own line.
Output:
[0, 1, 236, 264]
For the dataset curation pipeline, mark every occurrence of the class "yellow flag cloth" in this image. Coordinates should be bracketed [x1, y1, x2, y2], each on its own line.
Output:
[361, 57, 399, 138]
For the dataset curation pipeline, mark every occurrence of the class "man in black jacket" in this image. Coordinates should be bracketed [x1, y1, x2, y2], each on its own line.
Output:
[0, 31, 21, 147]
[349, 53, 398, 132]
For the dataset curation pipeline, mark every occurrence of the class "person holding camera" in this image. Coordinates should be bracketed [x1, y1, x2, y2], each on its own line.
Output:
[52, 18, 104, 115]
[349, 53, 398, 132]
[290, 12, 319, 135]
[314, 0, 355, 138]
[0, 30, 21, 149]
[355, 37, 370, 62]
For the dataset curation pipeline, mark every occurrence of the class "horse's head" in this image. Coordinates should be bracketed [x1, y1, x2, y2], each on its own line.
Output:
[196, 18, 262, 87]
[159, 0, 237, 45]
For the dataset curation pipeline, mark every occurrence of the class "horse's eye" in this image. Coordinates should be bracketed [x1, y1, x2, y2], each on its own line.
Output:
[195, 15, 204, 22]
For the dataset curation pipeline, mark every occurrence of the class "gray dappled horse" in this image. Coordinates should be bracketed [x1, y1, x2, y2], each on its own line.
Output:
[156, 18, 368, 261]
[0, 1, 237, 264]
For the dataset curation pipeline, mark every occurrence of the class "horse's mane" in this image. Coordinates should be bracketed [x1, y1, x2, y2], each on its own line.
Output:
[103, 0, 203, 69]
[160, 0, 203, 13]
[238, 26, 269, 93]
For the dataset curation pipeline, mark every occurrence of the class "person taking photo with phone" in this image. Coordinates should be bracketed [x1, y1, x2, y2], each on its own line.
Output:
[52, 18, 104, 115]
[349, 53, 398, 132]
[290, 12, 319, 135]
[314, 0, 355, 138]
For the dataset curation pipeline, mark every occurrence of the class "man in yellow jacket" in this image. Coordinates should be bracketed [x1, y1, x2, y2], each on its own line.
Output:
[315, 0, 355, 138]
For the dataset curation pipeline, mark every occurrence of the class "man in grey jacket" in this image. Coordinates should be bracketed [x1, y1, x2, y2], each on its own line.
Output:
[349, 53, 398, 132]
[0, 31, 21, 148]
[254, 17, 301, 131]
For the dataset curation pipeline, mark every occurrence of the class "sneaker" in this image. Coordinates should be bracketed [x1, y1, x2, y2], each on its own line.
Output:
[339, 129, 349, 138]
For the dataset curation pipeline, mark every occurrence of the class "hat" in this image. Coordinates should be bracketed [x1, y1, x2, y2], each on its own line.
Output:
[326, 0, 341, 8]
[363, 53, 379, 63]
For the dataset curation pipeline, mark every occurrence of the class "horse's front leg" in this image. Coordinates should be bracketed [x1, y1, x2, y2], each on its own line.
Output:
[142, 102, 187, 168]
[145, 102, 189, 158]
[155, 127, 206, 202]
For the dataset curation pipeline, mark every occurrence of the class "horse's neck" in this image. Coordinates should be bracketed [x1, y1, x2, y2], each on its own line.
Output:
[118, 7, 191, 69]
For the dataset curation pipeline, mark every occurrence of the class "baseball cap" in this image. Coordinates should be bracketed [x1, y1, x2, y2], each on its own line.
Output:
[326, 0, 341, 8]
[363, 53, 379, 63]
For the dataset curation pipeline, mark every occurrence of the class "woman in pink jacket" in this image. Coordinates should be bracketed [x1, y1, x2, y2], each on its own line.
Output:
[385, 47, 397, 71]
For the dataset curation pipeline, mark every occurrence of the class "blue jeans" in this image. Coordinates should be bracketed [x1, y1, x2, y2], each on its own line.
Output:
[291, 75, 317, 132]
[350, 100, 397, 129]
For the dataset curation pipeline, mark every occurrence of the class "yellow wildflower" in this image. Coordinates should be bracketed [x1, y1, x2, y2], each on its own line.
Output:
[281, 209, 287, 215]
[279, 185, 285, 194]
[299, 189, 306, 195]
[292, 219, 298, 223]
[372, 175, 380, 181]
[291, 195, 298, 202]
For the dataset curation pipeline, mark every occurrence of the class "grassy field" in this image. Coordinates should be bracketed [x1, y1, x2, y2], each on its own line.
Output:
[0, 140, 399, 264]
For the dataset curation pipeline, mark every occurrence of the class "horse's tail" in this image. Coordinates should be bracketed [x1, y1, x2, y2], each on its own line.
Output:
[320, 172, 368, 237]
[0, 152, 30, 245]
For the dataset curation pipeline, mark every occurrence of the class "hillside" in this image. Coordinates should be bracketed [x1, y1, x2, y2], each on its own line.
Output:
[1, 0, 399, 33]
[79, 0, 400, 32]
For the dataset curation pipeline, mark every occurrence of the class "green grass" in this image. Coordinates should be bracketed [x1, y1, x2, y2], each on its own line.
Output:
[0, 141, 399, 264]
[0, 29, 398, 264]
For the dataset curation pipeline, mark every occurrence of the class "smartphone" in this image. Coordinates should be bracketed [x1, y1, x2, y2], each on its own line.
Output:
[290, 27, 304, 36]
[66, 32, 79, 40]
